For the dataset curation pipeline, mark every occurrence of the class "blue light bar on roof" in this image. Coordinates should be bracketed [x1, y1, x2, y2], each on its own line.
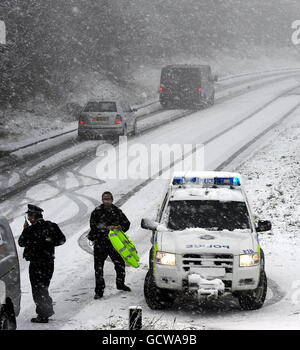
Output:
[172, 177, 185, 185]
[214, 177, 241, 186]
[172, 177, 199, 185]
[172, 176, 241, 186]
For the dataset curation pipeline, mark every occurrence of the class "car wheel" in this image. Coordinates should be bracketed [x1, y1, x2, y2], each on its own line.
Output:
[122, 124, 128, 136]
[77, 133, 86, 141]
[132, 121, 139, 136]
[160, 101, 170, 109]
[0, 304, 17, 330]
[144, 270, 175, 310]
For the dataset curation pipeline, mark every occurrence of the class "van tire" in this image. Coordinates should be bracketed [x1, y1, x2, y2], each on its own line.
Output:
[237, 266, 267, 310]
[144, 270, 175, 310]
[0, 304, 17, 330]
[208, 93, 215, 106]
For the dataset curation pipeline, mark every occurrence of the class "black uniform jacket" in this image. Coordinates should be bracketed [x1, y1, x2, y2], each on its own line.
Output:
[18, 219, 66, 262]
[88, 204, 130, 245]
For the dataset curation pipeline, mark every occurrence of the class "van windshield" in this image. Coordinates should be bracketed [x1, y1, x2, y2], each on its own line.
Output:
[84, 102, 117, 112]
[161, 68, 201, 88]
[167, 200, 251, 231]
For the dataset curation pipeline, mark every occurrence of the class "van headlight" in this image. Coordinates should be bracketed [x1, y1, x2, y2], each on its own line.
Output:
[239, 253, 259, 267]
[156, 251, 176, 266]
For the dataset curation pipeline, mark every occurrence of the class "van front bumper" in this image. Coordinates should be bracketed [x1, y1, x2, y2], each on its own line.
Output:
[154, 261, 260, 293]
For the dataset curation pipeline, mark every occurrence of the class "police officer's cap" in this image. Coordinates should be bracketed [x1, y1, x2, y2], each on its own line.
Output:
[26, 204, 44, 214]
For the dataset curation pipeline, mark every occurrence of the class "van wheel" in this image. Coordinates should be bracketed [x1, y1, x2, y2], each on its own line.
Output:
[237, 269, 267, 310]
[208, 93, 215, 106]
[144, 270, 175, 310]
[0, 304, 17, 330]
[77, 134, 86, 141]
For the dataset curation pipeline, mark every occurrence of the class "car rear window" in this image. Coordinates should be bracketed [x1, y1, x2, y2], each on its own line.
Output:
[84, 102, 117, 112]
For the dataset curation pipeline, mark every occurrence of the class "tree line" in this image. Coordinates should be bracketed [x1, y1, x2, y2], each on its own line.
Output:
[0, 0, 298, 107]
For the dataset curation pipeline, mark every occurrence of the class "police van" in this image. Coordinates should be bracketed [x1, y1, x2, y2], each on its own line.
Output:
[141, 171, 271, 310]
[0, 217, 21, 330]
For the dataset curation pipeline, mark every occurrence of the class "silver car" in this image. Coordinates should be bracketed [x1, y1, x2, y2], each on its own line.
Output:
[0, 217, 21, 330]
[78, 99, 138, 139]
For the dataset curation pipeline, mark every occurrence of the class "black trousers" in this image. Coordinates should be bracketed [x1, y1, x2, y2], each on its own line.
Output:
[93, 241, 125, 295]
[29, 261, 54, 318]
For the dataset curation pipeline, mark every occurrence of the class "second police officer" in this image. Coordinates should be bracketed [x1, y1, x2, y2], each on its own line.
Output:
[88, 191, 131, 299]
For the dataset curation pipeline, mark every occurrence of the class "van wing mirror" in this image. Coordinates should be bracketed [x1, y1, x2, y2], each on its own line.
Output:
[256, 220, 272, 232]
[141, 218, 159, 231]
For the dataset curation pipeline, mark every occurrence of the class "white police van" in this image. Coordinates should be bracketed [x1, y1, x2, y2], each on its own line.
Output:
[141, 171, 271, 310]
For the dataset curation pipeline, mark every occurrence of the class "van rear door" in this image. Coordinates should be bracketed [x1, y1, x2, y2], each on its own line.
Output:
[161, 67, 201, 92]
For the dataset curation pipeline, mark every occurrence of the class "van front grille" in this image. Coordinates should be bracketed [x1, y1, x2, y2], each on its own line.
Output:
[182, 253, 233, 273]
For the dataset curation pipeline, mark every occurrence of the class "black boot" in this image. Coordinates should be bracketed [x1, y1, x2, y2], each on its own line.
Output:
[31, 316, 49, 323]
[117, 284, 131, 292]
[94, 292, 103, 299]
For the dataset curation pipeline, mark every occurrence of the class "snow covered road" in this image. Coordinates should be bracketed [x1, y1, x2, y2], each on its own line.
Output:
[1, 70, 300, 202]
[1, 76, 300, 330]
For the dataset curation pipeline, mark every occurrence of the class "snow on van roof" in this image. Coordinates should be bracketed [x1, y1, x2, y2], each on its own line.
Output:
[163, 64, 211, 69]
[172, 171, 242, 180]
[170, 187, 245, 202]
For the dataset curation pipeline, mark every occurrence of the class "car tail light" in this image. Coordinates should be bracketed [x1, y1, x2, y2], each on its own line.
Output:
[198, 88, 202, 92]
[79, 120, 85, 125]
[160, 87, 163, 91]
[115, 115, 122, 124]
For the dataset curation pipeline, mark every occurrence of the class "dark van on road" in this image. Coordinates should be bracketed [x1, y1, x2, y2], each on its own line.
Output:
[159, 64, 217, 109]
[0, 217, 21, 330]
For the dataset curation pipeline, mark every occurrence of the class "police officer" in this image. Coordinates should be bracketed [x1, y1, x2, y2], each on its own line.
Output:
[18, 204, 66, 323]
[88, 191, 131, 299]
